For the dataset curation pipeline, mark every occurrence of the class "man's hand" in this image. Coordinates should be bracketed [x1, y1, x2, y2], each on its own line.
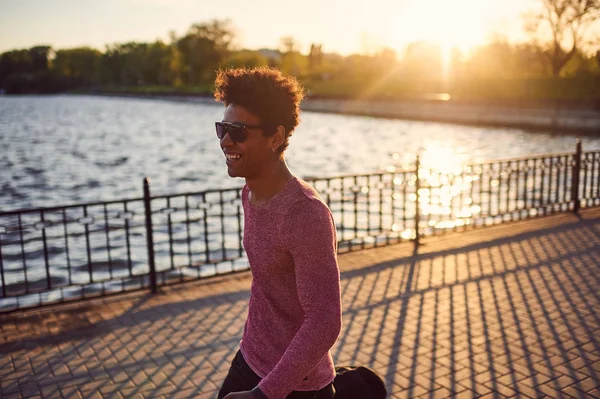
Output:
[223, 391, 255, 399]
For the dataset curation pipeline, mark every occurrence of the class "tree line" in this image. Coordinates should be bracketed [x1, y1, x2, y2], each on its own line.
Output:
[1, 0, 599, 100]
[0, 20, 240, 94]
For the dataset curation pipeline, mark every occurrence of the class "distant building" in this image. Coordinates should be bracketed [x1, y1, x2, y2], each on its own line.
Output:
[258, 49, 282, 64]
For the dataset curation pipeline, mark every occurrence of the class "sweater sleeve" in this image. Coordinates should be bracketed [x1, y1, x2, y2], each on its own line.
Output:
[256, 199, 342, 399]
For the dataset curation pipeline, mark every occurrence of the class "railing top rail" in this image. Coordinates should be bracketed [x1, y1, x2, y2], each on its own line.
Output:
[303, 170, 403, 182]
[1, 148, 591, 216]
[149, 171, 408, 201]
[0, 196, 146, 217]
[148, 185, 244, 200]
[459, 151, 576, 168]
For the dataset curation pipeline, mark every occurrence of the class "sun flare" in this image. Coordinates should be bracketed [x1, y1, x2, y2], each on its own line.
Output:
[416, 0, 489, 52]
[394, 0, 493, 79]
[396, 0, 494, 80]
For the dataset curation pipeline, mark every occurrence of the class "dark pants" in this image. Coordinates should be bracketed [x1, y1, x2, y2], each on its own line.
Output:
[218, 350, 335, 399]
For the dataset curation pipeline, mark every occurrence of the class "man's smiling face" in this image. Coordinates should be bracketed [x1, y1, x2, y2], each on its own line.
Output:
[220, 103, 273, 179]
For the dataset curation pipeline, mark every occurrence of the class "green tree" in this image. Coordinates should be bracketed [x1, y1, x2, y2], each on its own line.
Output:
[0, 49, 33, 88]
[279, 36, 307, 76]
[525, 0, 600, 76]
[177, 19, 236, 86]
[29, 46, 52, 72]
[98, 45, 124, 85]
[402, 41, 443, 81]
[223, 50, 269, 69]
[308, 44, 323, 72]
[97, 41, 172, 86]
[52, 47, 101, 86]
[0, 46, 58, 93]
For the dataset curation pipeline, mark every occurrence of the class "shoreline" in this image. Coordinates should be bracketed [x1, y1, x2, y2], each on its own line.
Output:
[56, 91, 600, 135]
[302, 98, 600, 136]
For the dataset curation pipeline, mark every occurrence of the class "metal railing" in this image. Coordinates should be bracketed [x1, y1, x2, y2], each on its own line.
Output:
[419, 151, 577, 235]
[0, 198, 150, 310]
[1, 141, 598, 313]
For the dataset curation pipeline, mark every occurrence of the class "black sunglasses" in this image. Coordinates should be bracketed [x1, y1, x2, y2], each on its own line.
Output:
[215, 121, 264, 143]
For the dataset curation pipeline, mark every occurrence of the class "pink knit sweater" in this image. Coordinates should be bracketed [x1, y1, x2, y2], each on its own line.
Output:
[239, 177, 342, 399]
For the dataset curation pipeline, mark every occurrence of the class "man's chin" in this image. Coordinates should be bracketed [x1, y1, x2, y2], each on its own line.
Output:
[227, 167, 244, 178]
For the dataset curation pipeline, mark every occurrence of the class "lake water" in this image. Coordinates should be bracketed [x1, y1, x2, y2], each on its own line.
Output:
[2, 94, 599, 213]
[3, 94, 600, 310]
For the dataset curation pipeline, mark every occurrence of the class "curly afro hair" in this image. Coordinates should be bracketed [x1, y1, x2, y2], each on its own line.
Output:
[213, 67, 305, 154]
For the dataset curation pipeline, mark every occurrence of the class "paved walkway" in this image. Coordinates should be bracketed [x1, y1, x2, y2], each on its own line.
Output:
[1, 209, 600, 399]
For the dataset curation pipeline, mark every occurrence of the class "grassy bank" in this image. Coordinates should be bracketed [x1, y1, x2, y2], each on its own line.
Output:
[71, 76, 600, 110]
[305, 76, 600, 107]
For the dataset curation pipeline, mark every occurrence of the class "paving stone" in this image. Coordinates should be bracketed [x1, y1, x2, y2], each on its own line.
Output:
[587, 388, 600, 398]
[0, 208, 598, 398]
[59, 385, 81, 399]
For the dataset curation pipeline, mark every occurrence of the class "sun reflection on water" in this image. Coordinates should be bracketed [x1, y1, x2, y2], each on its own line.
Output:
[384, 141, 481, 234]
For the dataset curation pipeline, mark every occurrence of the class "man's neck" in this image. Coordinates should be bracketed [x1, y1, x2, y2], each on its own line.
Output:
[246, 160, 294, 205]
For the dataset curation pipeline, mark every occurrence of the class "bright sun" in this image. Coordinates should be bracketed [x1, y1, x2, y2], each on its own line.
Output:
[400, 0, 493, 79]
[417, 0, 490, 52]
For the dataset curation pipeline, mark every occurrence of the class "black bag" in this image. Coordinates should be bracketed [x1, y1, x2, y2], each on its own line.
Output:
[333, 366, 387, 398]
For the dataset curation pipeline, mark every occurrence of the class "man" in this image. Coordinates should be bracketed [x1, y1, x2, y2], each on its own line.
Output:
[214, 68, 342, 399]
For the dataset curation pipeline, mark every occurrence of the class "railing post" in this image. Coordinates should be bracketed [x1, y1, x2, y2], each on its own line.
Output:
[572, 139, 582, 214]
[414, 154, 421, 248]
[143, 178, 158, 294]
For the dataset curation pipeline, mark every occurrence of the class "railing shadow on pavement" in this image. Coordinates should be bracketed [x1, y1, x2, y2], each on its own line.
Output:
[331, 214, 600, 397]
[1, 213, 599, 398]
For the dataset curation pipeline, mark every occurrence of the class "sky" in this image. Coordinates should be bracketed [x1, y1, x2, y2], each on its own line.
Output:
[0, 0, 536, 55]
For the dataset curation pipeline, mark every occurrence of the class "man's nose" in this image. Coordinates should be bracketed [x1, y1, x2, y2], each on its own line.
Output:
[220, 131, 234, 146]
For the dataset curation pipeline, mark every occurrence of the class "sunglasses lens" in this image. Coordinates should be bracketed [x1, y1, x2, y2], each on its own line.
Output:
[216, 123, 246, 143]
[228, 126, 246, 142]
[216, 123, 227, 139]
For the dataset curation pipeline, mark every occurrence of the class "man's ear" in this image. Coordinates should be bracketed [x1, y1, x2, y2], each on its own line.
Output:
[272, 125, 286, 152]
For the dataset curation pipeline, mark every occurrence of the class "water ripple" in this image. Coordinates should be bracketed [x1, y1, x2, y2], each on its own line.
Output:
[1, 94, 599, 214]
